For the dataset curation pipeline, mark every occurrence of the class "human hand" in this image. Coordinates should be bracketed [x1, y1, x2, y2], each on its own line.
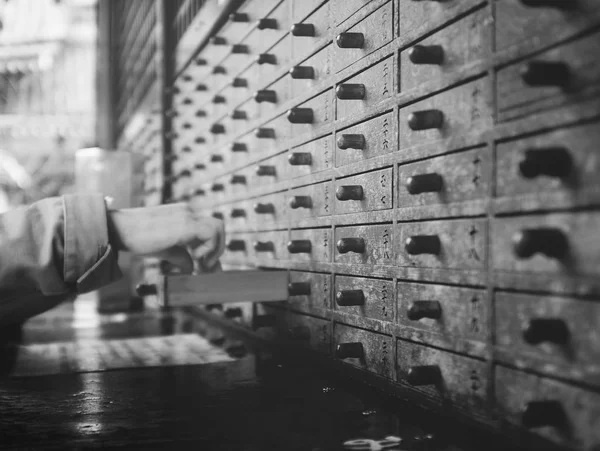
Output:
[108, 202, 225, 273]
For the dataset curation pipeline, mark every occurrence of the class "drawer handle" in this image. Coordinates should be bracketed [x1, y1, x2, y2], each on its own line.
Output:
[230, 175, 246, 185]
[232, 77, 248, 88]
[288, 108, 314, 124]
[195, 164, 206, 170]
[289, 196, 313, 209]
[231, 44, 249, 54]
[254, 90, 277, 103]
[227, 240, 246, 251]
[180, 195, 190, 202]
[519, 147, 572, 179]
[255, 127, 276, 139]
[254, 203, 275, 214]
[405, 235, 441, 255]
[289, 66, 315, 79]
[257, 53, 277, 65]
[288, 152, 312, 166]
[335, 343, 364, 359]
[195, 136, 206, 144]
[291, 23, 315, 37]
[288, 282, 311, 296]
[254, 314, 276, 329]
[407, 365, 442, 386]
[512, 228, 568, 259]
[212, 65, 226, 74]
[209, 36, 227, 46]
[522, 401, 566, 428]
[336, 84, 366, 100]
[182, 146, 192, 153]
[230, 208, 246, 218]
[336, 290, 365, 306]
[407, 301, 442, 321]
[211, 183, 225, 192]
[337, 134, 366, 150]
[336, 32, 364, 49]
[195, 110, 207, 117]
[231, 142, 248, 152]
[136, 283, 157, 296]
[178, 169, 191, 178]
[182, 74, 193, 82]
[336, 238, 366, 254]
[408, 110, 444, 131]
[210, 154, 224, 162]
[165, 109, 178, 117]
[212, 211, 224, 219]
[182, 123, 192, 130]
[196, 58, 207, 66]
[257, 17, 278, 30]
[224, 307, 243, 319]
[523, 318, 570, 345]
[521, 61, 570, 88]
[406, 173, 444, 194]
[409, 45, 444, 65]
[196, 83, 208, 92]
[520, 0, 575, 10]
[287, 240, 312, 254]
[181, 97, 192, 106]
[210, 123, 226, 134]
[231, 110, 247, 120]
[256, 165, 276, 176]
[230, 12, 249, 22]
[336, 185, 364, 201]
[212, 95, 226, 104]
[254, 241, 275, 252]
[194, 188, 206, 196]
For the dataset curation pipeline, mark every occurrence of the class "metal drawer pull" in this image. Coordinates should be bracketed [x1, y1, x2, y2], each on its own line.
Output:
[254, 203, 275, 214]
[212, 65, 226, 74]
[255, 165, 276, 176]
[232, 77, 247, 88]
[336, 185, 364, 201]
[210, 154, 223, 162]
[229, 12, 249, 22]
[178, 169, 191, 177]
[288, 152, 312, 165]
[254, 90, 277, 103]
[255, 127, 276, 138]
[336, 83, 366, 100]
[195, 164, 206, 170]
[406, 173, 444, 194]
[231, 44, 249, 54]
[288, 282, 311, 296]
[519, 147, 572, 179]
[227, 240, 246, 251]
[336, 32, 364, 49]
[409, 45, 444, 65]
[257, 17, 278, 30]
[230, 209, 246, 218]
[230, 175, 246, 185]
[289, 66, 315, 79]
[195, 83, 207, 91]
[209, 36, 226, 46]
[521, 61, 570, 87]
[337, 134, 366, 150]
[512, 228, 568, 259]
[231, 142, 248, 152]
[210, 123, 225, 134]
[407, 301, 442, 320]
[291, 23, 315, 37]
[408, 109, 444, 130]
[254, 241, 275, 252]
[335, 343, 364, 359]
[289, 196, 312, 209]
[195, 136, 206, 144]
[231, 110, 247, 120]
[257, 53, 277, 65]
[287, 240, 312, 253]
[407, 365, 441, 386]
[212, 211, 223, 219]
[287, 108, 314, 124]
[336, 238, 366, 254]
[336, 290, 365, 306]
[194, 187, 206, 195]
[405, 235, 441, 255]
[523, 318, 570, 345]
[211, 183, 225, 192]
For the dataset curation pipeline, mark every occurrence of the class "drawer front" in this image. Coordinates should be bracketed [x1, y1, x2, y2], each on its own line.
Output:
[334, 1, 393, 73]
[281, 311, 331, 355]
[249, 191, 288, 226]
[289, 89, 333, 136]
[334, 168, 393, 214]
[399, 78, 491, 155]
[334, 323, 394, 378]
[288, 271, 331, 312]
[397, 218, 487, 270]
[496, 0, 600, 53]
[397, 147, 490, 209]
[497, 31, 600, 123]
[288, 181, 333, 220]
[292, 0, 322, 22]
[335, 112, 395, 167]
[247, 0, 291, 56]
[291, 2, 332, 59]
[400, 8, 487, 92]
[228, 199, 252, 229]
[396, 340, 488, 415]
[331, 0, 374, 26]
[496, 121, 600, 204]
[252, 114, 292, 153]
[223, 232, 251, 264]
[335, 276, 394, 322]
[495, 366, 600, 450]
[290, 44, 333, 98]
[492, 212, 600, 278]
[252, 230, 289, 264]
[289, 228, 332, 262]
[259, 75, 292, 118]
[257, 34, 293, 81]
[336, 57, 393, 121]
[288, 134, 334, 178]
[250, 152, 290, 187]
[397, 283, 488, 345]
[496, 292, 600, 378]
[335, 224, 394, 265]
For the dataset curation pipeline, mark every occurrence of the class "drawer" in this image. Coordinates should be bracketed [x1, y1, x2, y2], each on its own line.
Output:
[291, 2, 332, 59]
[249, 191, 288, 226]
[281, 311, 331, 355]
[288, 134, 334, 178]
[398, 0, 484, 40]
[495, 292, 600, 384]
[399, 78, 491, 155]
[227, 199, 251, 229]
[207, 175, 231, 203]
[220, 51, 253, 81]
[334, 168, 393, 214]
[495, 366, 600, 450]
[334, 323, 394, 378]
[336, 57, 393, 121]
[223, 233, 251, 264]
[335, 112, 395, 167]
[334, 1, 393, 73]
[288, 89, 333, 136]
[397, 282, 488, 347]
[288, 228, 332, 262]
[252, 114, 292, 153]
[496, 121, 600, 207]
[335, 276, 393, 322]
[288, 181, 333, 221]
[258, 74, 292, 118]
[247, 0, 291, 56]
[397, 147, 490, 210]
[397, 340, 488, 416]
[288, 271, 331, 313]
[497, 31, 600, 123]
[257, 34, 292, 82]
[250, 151, 290, 187]
[331, 0, 375, 26]
[252, 230, 288, 265]
[290, 44, 333, 98]
[396, 218, 487, 270]
[492, 212, 600, 278]
[496, 0, 600, 54]
[400, 8, 487, 92]
[334, 224, 394, 265]
[292, 0, 323, 22]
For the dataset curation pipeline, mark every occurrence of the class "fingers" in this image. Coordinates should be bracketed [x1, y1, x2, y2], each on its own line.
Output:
[153, 246, 194, 274]
[192, 218, 225, 270]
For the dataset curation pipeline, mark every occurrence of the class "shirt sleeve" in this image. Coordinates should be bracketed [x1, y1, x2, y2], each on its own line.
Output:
[0, 194, 122, 326]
